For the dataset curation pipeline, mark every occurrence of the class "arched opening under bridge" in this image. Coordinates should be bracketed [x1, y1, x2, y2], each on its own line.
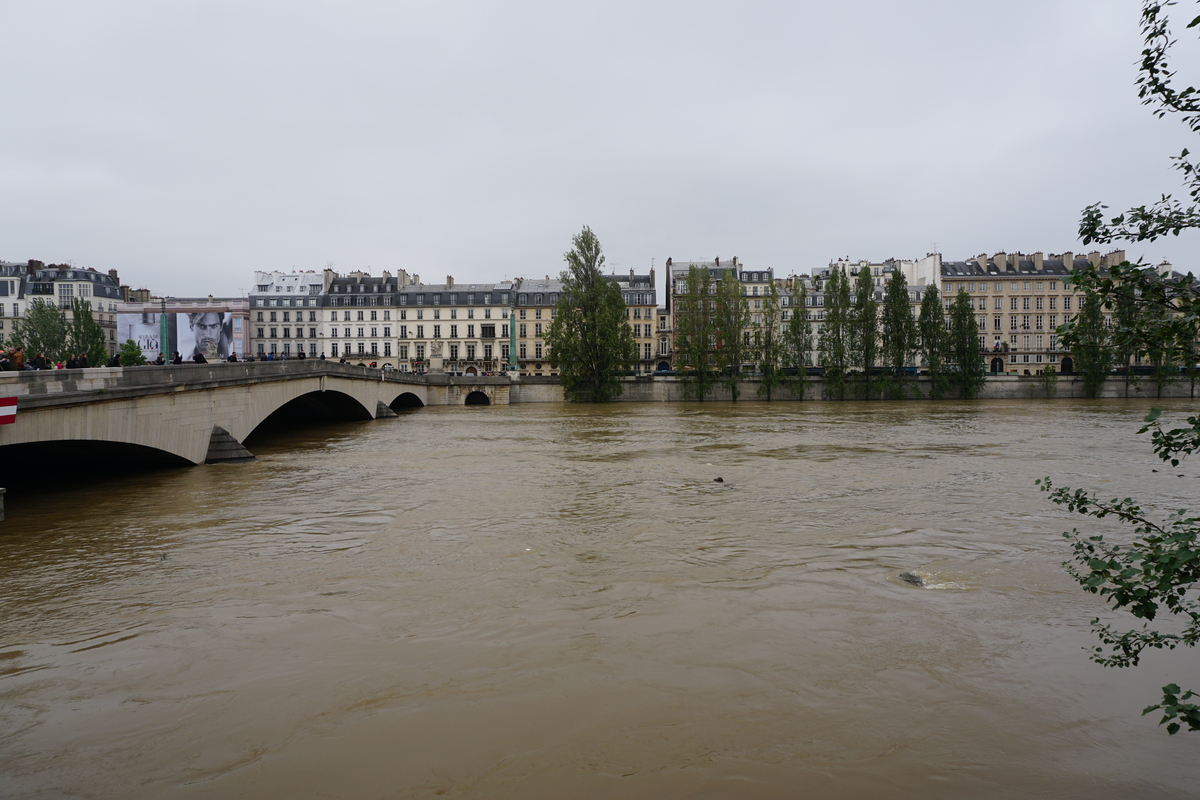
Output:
[390, 392, 425, 410]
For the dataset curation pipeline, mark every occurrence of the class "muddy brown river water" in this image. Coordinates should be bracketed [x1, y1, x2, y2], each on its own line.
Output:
[1, 399, 1199, 799]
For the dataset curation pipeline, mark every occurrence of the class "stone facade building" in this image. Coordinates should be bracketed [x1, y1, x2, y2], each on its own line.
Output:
[0, 261, 124, 356]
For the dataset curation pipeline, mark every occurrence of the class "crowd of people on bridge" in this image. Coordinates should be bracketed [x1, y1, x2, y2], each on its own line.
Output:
[1, 346, 347, 371]
[1, 347, 100, 371]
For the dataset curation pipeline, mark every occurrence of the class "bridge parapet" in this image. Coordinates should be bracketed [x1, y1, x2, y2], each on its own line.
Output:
[0, 361, 431, 409]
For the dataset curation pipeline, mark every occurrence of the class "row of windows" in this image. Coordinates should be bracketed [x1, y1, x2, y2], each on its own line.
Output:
[948, 281, 1073, 293]
[318, 324, 509, 340]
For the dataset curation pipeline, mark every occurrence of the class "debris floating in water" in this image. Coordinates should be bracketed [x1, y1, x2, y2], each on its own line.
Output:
[898, 572, 924, 587]
[713, 477, 724, 483]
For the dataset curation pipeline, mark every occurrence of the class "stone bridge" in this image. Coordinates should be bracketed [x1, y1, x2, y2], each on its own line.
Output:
[0, 362, 515, 472]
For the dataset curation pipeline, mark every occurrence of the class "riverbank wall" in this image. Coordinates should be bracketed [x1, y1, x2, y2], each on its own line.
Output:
[510, 374, 1199, 403]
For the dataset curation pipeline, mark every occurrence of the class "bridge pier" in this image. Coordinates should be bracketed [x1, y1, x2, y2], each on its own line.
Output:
[205, 426, 256, 464]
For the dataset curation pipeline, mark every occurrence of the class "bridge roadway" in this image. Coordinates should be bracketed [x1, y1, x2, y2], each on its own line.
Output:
[0, 361, 515, 468]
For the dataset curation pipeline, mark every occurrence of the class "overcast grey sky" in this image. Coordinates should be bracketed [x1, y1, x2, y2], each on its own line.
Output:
[3, 0, 1199, 296]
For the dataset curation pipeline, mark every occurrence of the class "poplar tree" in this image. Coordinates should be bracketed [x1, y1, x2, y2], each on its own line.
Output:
[1111, 281, 1143, 397]
[675, 265, 718, 401]
[756, 280, 785, 400]
[69, 298, 109, 368]
[714, 271, 751, 401]
[782, 281, 812, 400]
[850, 266, 878, 398]
[544, 226, 636, 402]
[880, 269, 916, 399]
[1062, 288, 1112, 398]
[818, 266, 851, 400]
[917, 285, 947, 399]
[10, 298, 69, 363]
[947, 288, 986, 398]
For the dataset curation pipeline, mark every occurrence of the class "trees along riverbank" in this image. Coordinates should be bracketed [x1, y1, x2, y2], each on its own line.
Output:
[5, 297, 109, 367]
[544, 227, 636, 403]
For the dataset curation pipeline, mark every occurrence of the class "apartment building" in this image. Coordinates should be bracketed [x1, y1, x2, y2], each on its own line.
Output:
[939, 250, 1126, 375]
[249, 270, 335, 359]
[394, 277, 514, 374]
[0, 261, 124, 355]
[604, 269, 658, 373]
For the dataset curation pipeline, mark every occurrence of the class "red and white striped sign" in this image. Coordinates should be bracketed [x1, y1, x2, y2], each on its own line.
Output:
[0, 397, 15, 425]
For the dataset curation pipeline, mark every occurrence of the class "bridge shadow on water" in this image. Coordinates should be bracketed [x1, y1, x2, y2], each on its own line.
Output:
[0, 440, 194, 491]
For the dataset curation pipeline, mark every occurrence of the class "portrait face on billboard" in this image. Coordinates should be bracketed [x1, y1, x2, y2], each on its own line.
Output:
[179, 312, 232, 358]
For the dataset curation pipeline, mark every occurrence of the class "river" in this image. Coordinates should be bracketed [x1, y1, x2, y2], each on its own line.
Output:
[1, 399, 1198, 799]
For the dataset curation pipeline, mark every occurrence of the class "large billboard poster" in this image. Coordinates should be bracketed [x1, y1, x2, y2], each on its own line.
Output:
[117, 313, 176, 361]
[117, 312, 241, 361]
[176, 312, 237, 360]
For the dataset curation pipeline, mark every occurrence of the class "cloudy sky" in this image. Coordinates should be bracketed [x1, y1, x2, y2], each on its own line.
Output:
[3, 0, 1200, 296]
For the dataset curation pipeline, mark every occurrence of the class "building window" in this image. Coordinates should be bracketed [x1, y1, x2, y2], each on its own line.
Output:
[433, 324, 441, 338]
[449, 344, 459, 359]
[357, 342, 365, 354]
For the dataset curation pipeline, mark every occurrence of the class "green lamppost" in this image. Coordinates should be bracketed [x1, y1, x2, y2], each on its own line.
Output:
[160, 297, 169, 363]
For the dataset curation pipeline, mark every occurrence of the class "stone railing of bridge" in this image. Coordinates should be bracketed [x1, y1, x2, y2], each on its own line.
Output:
[0, 360, 431, 411]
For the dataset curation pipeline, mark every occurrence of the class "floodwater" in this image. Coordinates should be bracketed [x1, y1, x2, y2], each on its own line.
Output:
[1, 399, 1198, 799]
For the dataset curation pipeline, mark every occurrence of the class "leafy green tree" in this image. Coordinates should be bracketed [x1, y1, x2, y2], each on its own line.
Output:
[1080, 2, 1200, 246]
[947, 289, 985, 398]
[880, 269, 916, 399]
[714, 271, 751, 401]
[917, 285, 947, 399]
[675, 265, 718, 401]
[118, 338, 147, 366]
[756, 281, 786, 400]
[544, 226, 636, 402]
[1111, 281, 1144, 397]
[69, 298, 109, 368]
[782, 281, 812, 400]
[1048, 1, 1200, 733]
[1061, 288, 1112, 398]
[850, 266, 878, 399]
[1040, 363, 1059, 398]
[11, 298, 69, 363]
[818, 266, 851, 400]
[1039, 408, 1200, 734]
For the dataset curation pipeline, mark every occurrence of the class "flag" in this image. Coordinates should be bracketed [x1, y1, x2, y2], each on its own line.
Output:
[0, 397, 15, 425]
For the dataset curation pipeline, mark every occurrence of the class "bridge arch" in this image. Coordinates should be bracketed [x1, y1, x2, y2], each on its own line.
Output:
[246, 389, 376, 440]
[0, 439, 192, 486]
[464, 390, 490, 406]
[390, 392, 425, 410]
